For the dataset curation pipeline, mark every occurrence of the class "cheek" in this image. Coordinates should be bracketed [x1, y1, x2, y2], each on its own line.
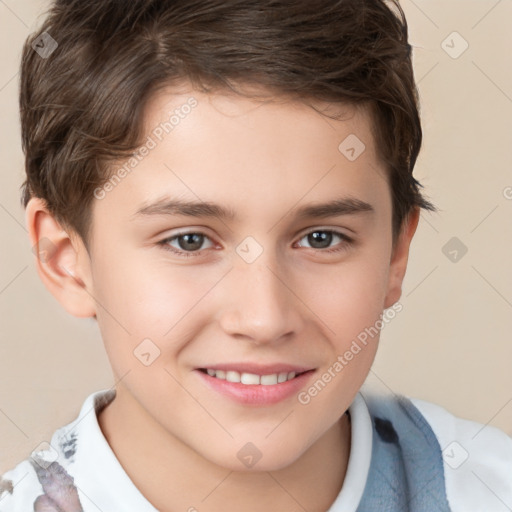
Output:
[294, 257, 389, 429]
[90, 249, 223, 362]
[297, 252, 390, 342]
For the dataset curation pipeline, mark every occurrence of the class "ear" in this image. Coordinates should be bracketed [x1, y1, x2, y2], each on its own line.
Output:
[383, 207, 420, 309]
[25, 197, 96, 318]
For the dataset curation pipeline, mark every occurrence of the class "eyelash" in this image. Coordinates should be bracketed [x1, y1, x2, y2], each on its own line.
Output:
[157, 229, 354, 258]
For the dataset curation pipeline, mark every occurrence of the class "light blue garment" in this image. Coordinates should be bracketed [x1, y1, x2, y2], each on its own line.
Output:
[357, 393, 451, 511]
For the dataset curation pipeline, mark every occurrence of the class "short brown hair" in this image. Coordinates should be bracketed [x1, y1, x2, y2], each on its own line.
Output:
[20, 0, 436, 248]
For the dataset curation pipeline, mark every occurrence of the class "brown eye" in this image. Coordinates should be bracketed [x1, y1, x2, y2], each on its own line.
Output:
[306, 231, 333, 249]
[175, 233, 205, 251]
[159, 231, 215, 257]
[297, 230, 353, 253]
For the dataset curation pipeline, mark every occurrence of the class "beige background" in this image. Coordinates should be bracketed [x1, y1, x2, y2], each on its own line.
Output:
[1, 0, 511, 473]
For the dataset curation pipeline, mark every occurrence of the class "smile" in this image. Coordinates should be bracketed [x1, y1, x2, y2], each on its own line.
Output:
[196, 366, 316, 405]
[199, 368, 303, 385]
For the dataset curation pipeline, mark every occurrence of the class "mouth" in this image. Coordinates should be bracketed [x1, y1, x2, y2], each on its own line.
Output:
[195, 365, 316, 405]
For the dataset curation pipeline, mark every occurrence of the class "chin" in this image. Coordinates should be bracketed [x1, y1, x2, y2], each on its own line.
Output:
[203, 440, 307, 473]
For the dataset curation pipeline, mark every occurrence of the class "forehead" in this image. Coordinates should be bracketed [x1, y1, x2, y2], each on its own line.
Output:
[93, 84, 391, 229]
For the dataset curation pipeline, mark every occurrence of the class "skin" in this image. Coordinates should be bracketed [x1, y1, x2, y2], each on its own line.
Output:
[26, 83, 419, 512]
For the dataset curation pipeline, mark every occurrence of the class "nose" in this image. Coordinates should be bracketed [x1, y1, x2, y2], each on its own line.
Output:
[217, 251, 305, 345]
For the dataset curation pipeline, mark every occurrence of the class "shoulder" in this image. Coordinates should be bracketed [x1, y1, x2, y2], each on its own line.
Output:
[0, 437, 84, 511]
[0, 458, 43, 511]
[0, 389, 115, 511]
[361, 391, 512, 511]
[410, 396, 512, 512]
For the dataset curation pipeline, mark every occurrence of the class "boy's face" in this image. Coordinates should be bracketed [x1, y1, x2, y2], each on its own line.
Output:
[42, 84, 418, 471]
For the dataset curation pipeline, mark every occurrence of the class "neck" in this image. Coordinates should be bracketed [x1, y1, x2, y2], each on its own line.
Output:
[98, 387, 351, 512]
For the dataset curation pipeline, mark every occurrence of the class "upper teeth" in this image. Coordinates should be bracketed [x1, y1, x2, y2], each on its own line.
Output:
[206, 369, 297, 385]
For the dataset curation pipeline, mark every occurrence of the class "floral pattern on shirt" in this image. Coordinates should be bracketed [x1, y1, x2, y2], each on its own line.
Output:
[30, 459, 83, 512]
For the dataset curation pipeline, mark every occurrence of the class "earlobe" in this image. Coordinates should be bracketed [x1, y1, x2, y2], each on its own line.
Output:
[25, 197, 96, 318]
[383, 207, 420, 309]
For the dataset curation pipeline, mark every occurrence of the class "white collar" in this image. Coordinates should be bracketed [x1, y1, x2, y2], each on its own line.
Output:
[61, 389, 158, 511]
[327, 391, 373, 511]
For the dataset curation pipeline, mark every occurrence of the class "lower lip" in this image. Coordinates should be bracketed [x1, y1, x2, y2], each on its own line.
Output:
[196, 370, 315, 405]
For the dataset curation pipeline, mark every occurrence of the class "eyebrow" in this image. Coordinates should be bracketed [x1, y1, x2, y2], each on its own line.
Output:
[133, 196, 375, 221]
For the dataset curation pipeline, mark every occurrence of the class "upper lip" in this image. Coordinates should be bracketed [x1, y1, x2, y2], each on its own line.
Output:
[197, 363, 315, 375]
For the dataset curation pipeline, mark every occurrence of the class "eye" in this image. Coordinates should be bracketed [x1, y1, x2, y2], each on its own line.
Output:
[296, 229, 354, 253]
[157, 228, 354, 259]
[158, 231, 215, 258]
